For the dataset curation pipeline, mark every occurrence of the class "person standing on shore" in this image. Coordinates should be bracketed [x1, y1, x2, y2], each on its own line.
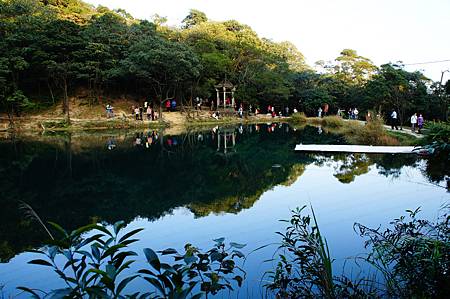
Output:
[146, 106, 152, 121]
[390, 109, 399, 130]
[318, 107, 322, 118]
[417, 114, 424, 133]
[323, 103, 329, 116]
[410, 113, 418, 133]
[134, 106, 140, 120]
[353, 108, 359, 120]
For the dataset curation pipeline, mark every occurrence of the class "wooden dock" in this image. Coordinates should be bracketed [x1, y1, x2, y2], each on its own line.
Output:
[295, 144, 417, 154]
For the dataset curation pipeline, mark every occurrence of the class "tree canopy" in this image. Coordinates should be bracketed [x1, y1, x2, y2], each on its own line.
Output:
[0, 0, 447, 122]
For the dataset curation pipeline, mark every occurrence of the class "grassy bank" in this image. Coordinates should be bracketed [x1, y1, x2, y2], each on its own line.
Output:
[288, 113, 419, 146]
[1, 117, 163, 133]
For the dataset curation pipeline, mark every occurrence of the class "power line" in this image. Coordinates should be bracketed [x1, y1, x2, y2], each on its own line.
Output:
[403, 59, 450, 66]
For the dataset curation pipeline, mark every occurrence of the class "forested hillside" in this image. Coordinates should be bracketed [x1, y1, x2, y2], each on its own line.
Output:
[1, 0, 449, 122]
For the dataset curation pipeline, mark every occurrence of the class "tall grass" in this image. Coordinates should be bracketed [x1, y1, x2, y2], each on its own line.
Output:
[344, 118, 399, 146]
[289, 112, 307, 124]
[320, 116, 344, 128]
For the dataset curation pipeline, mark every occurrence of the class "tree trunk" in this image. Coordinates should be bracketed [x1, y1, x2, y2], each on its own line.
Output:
[63, 77, 70, 125]
[47, 79, 55, 104]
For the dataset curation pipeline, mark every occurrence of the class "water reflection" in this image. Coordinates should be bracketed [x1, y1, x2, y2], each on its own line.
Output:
[0, 123, 447, 265]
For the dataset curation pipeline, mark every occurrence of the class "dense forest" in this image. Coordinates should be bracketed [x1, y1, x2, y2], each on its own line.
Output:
[1, 0, 449, 123]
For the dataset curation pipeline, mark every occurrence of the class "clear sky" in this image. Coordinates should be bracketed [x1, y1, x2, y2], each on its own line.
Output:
[84, 0, 450, 82]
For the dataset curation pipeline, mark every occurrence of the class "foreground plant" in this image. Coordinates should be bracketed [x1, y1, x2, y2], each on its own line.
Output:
[264, 206, 377, 298]
[140, 238, 246, 299]
[19, 221, 245, 298]
[355, 207, 450, 298]
[19, 221, 143, 298]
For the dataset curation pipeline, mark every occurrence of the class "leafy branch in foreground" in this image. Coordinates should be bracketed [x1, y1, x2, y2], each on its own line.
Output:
[19, 221, 245, 299]
[140, 238, 246, 299]
[19, 221, 143, 298]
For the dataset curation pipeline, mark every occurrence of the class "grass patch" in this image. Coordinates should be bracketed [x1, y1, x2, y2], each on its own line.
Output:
[320, 116, 344, 128]
[344, 118, 399, 145]
[387, 131, 420, 146]
[288, 112, 307, 124]
[41, 120, 69, 129]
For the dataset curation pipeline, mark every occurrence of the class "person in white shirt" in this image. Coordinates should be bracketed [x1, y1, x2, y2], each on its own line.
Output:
[390, 109, 399, 130]
[410, 113, 418, 133]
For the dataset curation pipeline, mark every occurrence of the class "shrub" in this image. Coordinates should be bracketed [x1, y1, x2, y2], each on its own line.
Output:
[355, 207, 450, 298]
[345, 118, 399, 146]
[289, 112, 307, 124]
[321, 116, 344, 128]
[266, 206, 450, 298]
[424, 121, 450, 144]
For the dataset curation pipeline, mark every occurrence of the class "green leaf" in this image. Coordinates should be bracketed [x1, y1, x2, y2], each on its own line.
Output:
[28, 259, 53, 267]
[138, 269, 156, 276]
[17, 286, 41, 298]
[232, 250, 245, 259]
[76, 233, 104, 249]
[113, 221, 126, 235]
[118, 228, 144, 243]
[233, 275, 243, 287]
[48, 288, 72, 299]
[106, 264, 117, 279]
[159, 248, 178, 255]
[143, 248, 161, 271]
[47, 222, 68, 238]
[213, 237, 225, 244]
[143, 277, 165, 295]
[48, 246, 58, 260]
[94, 225, 114, 237]
[102, 244, 126, 259]
[91, 244, 101, 261]
[116, 275, 139, 295]
[230, 242, 246, 249]
[117, 260, 135, 276]
[71, 223, 98, 238]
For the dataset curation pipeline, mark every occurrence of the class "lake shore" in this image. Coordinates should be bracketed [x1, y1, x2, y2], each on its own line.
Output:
[0, 110, 421, 148]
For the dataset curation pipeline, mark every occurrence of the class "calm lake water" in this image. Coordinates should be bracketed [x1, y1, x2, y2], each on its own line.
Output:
[0, 123, 448, 298]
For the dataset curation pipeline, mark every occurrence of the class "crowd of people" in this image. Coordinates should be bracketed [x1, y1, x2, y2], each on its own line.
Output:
[390, 110, 424, 133]
[105, 99, 426, 135]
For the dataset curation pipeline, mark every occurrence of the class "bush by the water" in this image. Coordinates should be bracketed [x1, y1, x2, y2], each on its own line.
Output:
[345, 118, 399, 146]
[424, 121, 450, 144]
[289, 112, 307, 124]
[320, 116, 344, 128]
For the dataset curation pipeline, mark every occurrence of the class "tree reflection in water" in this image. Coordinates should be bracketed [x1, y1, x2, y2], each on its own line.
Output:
[0, 124, 446, 262]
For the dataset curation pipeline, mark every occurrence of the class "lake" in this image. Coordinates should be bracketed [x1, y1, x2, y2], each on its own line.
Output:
[0, 123, 448, 298]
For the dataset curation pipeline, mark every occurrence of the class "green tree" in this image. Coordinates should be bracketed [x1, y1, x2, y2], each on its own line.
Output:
[332, 49, 377, 85]
[122, 34, 201, 117]
[181, 9, 207, 29]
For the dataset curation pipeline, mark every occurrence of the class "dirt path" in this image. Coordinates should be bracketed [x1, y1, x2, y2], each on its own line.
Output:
[344, 119, 424, 138]
[382, 124, 424, 138]
[161, 111, 186, 126]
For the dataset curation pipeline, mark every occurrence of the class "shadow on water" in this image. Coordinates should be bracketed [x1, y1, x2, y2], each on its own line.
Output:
[0, 123, 446, 262]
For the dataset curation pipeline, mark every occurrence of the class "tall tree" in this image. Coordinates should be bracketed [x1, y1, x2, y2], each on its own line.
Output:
[182, 9, 207, 29]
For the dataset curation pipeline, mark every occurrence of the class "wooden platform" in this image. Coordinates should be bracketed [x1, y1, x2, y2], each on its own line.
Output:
[295, 144, 416, 154]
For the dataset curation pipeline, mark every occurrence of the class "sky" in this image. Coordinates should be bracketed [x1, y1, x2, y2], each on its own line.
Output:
[84, 0, 450, 82]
